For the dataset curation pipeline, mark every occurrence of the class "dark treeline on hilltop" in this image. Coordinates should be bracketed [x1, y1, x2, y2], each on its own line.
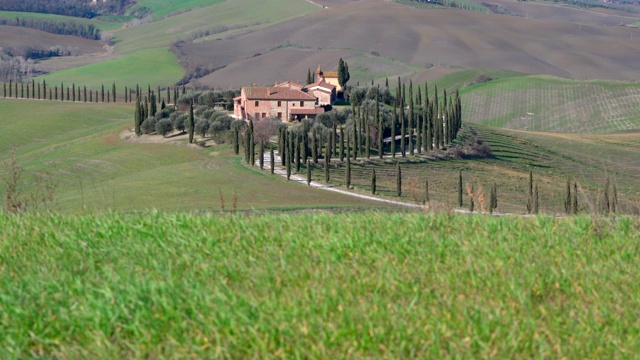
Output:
[0, 17, 101, 40]
[0, 0, 128, 19]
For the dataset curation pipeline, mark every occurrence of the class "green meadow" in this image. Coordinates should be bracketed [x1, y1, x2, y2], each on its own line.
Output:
[37, 49, 184, 90]
[0, 98, 383, 213]
[2, 212, 639, 358]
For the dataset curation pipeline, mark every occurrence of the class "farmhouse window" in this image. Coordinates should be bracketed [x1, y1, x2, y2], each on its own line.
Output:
[300, 101, 304, 107]
[277, 101, 282, 107]
[255, 100, 259, 106]
[277, 112, 282, 119]
[255, 112, 260, 120]
[262, 113, 266, 118]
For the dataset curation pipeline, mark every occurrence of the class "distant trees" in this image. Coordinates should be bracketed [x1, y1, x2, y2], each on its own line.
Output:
[0, 0, 127, 18]
[0, 17, 100, 39]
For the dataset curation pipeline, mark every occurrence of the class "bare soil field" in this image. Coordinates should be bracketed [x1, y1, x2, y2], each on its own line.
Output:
[179, 0, 640, 86]
[470, 0, 640, 26]
[0, 25, 103, 57]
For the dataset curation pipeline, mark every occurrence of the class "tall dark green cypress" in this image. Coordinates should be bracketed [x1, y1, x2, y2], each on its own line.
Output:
[345, 156, 351, 189]
[396, 161, 402, 197]
[42, 79, 46, 98]
[72, 83, 75, 102]
[424, 178, 429, 205]
[101, 84, 105, 102]
[259, 141, 264, 169]
[113, 83, 117, 102]
[286, 133, 292, 180]
[26, 84, 29, 99]
[612, 180, 618, 214]
[188, 101, 195, 144]
[365, 108, 370, 159]
[21, 82, 24, 98]
[533, 184, 539, 214]
[124, 86, 128, 103]
[311, 129, 318, 164]
[37, 82, 40, 99]
[270, 147, 275, 174]
[353, 110, 358, 160]
[564, 177, 571, 214]
[233, 125, 239, 155]
[295, 133, 301, 172]
[371, 169, 376, 195]
[339, 126, 345, 162]
[249, 120, 255, 166]
[469, 185, 475, 213]
[83, 86, 87, 102]
[332, 122, 337, 157]
[490, 182, 498, 214]
[306, 159, 312, 186]
[89, 89, 92, 103]
[409, 80, 414, 156]
[134, 97, 142, 136]
[572, 182, 578, 214]
[3, 82, 5, 98]
[458, 170, 463, 207]
[391, 101, 396, 157]
[400, 85, 406, 158]
[324, 143, 330, 183]
[376, 93, 383, 158]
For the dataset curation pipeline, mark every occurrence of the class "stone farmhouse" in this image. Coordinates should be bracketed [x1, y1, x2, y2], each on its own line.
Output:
[234, 77, 337, 122]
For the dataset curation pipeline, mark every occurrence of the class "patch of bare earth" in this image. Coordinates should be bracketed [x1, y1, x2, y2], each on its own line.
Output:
[120, 129, 215, 149]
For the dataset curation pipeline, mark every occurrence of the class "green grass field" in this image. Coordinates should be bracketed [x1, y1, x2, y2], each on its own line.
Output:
[126, 0, 224, 20]
[36, 49, 184, 90]
[0, 98, 384, 213]
[2, 211, 639, 358]
[0, 10, 122, 31]
[460, 75, 640, 133]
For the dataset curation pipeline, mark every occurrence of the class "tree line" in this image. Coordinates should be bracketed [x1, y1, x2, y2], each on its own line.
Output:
[0, 0, 127, 19]
[0, 17, 101, 40]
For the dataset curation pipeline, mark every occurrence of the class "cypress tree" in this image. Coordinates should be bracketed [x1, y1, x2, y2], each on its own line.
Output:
[270, 147, 275, 174]
[326, 134, 331, 165]
[526, 170, 533, 214]
[32, 79, 35, 98]
[400, 91, 406, 157]
[295, 133, 301, 172]
[612, 180, 618, 214]
[157, 86, 161, 103]
[54, 86, 57, 100]
[396, 161, 402, 197]
[232, 124, 240, 155]
[339, 126, 345, 162]
[101, 84, 105, 102]
[26, 84, 29, 99]
[533, 184, 539, 214]
[433, 85, 439, 149]
[377, 94, 383, 158]
[324, 143, 330, 183]
[167, 86, 170, 105]
[89, 89, 92, 102]
[72, 83, 75, 102]
[391, 101, 397, 157]
[21, 82, 24, 98]
[302, 132, 308, 164]
[424, 178, 430, 205]
[409, 80, 414, 156]
[371, 169, 377, 195]
[8, 80, 11, 98]
[3, 82, 5, 97]
[469, 185, 475, 213]
[490, 182, 497, 214]
[150, 93, 157, 116]
[135, 98, 142, 136]
[37, 82, 40, 99]
[572, 182, 578, 214]
[188, 101, 195, 144]
[345, 156, 351, 189]
[49, 89, 52, 101]
[565, 177, 571, 214]
[124, 86, 128, 103]
[458, 170, 463, 207]
[281, 129, 287, 166]
[353, 110, 358, 160]
[249, 120, 255, 166]
[161, 99, 166, 110]
[84, 86, 87, 102]
[14, 81, 17, 98]
[312, 130, 318, 164]
[307, 159, 312, 185]
[306, 68, 313, 85]
[113, 83, 117, 102]
[259, 141, 264, 169]
[42, 79, 46, 98]
[286, 134, 292, 180]
[332, 122, 337, 157]
[365, 110, 370, 159]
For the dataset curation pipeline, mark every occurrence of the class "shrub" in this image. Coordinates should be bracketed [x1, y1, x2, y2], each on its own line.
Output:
[141, 117, 158, 134]
[155, 108, 171, 120]
[155, 119, 174, 137]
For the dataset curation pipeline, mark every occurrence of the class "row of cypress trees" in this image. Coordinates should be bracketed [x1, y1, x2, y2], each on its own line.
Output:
[2, 80, 187, 104]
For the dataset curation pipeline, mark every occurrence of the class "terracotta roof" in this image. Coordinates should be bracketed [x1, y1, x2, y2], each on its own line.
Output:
[321, 71, 338, 78]
[304, 79, 336, 92]
[243, 86, 316, 101]
[275, 81, 303, 90]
